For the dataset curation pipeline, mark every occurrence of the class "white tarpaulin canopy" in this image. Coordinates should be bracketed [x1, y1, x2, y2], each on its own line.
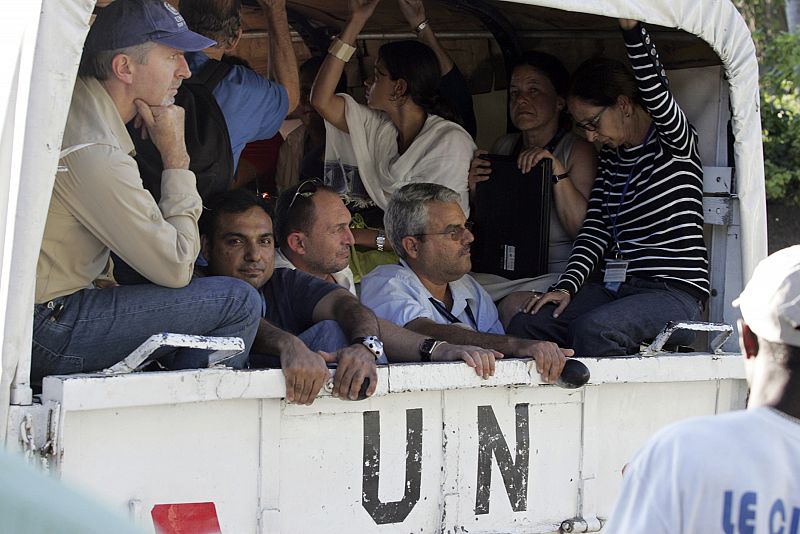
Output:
[0, 0, 765, 438]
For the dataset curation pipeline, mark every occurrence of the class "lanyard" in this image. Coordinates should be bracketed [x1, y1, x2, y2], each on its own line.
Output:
[428, 297, 478, 330]
[604, 123, 655, 258]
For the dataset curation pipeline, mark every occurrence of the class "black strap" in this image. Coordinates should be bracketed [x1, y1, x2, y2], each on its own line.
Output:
[511, 127, 568, 158]
[428, 297, 478, 330]
[185, 58, 233, 91]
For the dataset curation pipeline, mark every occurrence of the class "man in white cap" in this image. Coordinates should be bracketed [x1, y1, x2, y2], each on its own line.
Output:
[605, 245, 800, 533]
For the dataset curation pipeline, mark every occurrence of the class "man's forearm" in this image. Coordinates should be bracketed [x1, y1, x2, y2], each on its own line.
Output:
[331, 297, 381, 341]
[406, 319, 519, 355]
[261, 1, 300, 112]
[252, 317, 305, 355]
[379, 319, 427, 362]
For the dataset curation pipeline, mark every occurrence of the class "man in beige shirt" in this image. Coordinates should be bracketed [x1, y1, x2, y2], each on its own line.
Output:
[32, 0, 261, 385]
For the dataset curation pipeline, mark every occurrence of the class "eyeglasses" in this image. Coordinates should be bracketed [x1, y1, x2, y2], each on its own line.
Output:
[287, 179, 320, 211]
[412, 221, 474, 241]
[576, 106, 608, 132]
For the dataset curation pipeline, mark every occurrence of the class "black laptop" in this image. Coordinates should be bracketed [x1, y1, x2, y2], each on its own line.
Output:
[470, 155, 552, 280]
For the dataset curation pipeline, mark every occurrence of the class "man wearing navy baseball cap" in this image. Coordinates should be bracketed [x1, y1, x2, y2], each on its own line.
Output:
[83, 0, 215, 58]
[605, 245, 800, 533]
[31, 0, 262, 384]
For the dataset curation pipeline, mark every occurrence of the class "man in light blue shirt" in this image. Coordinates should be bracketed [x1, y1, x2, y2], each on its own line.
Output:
[360, 183, 571, 383]
[180, 0, 299, 171]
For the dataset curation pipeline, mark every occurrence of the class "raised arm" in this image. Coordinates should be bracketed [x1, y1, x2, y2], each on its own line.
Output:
[310, 0, 380, 132]
[620, 19, 695, 158]
[399, 0, 476, 137]
[398, 0, 452, 74]
[259, 0, 299, 113]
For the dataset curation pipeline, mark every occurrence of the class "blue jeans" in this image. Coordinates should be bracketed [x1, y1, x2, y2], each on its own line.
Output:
[31, 277, 261, 384]
[298, 320, 349, 353]
[507, 278, 703, 356]
[251, 319, 349, 368]
[300, 320, 389, 364]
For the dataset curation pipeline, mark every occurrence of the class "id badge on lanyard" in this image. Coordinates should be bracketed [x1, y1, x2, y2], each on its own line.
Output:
[604, 259, 629, 283]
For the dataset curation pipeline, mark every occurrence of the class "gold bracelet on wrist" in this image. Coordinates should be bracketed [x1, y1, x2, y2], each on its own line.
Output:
[328, 36, 356, 63]
[430, 340, 448, 359]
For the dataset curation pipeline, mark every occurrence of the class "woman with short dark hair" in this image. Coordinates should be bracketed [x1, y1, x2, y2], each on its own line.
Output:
[508, 19, 710, 357]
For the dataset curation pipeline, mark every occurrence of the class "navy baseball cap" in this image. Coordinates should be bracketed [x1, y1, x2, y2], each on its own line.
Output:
[85, 0, 216, 53]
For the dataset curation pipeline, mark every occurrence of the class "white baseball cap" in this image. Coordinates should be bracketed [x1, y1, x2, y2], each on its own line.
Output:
[733, 245, 800, 347]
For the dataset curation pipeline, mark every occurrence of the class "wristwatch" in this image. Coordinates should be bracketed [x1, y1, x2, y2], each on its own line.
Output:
[352, 335, 385, 360]
[419, 338, 448, 362]
[552, 171, 570, 185]
[376, 229, 386, 252]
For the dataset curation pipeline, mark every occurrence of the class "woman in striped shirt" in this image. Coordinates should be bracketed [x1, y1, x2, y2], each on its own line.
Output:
[507, 18, 709, 357]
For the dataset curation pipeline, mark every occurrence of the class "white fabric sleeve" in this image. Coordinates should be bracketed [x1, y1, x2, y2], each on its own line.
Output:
[407, 127, 474, 217]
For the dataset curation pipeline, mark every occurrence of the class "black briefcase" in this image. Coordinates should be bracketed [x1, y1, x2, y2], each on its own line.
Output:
[470, 155, 551, 279]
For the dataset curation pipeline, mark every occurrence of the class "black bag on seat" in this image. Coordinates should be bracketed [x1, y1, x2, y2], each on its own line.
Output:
[115, 59, 234, 285]
[470, 155, 552, 280]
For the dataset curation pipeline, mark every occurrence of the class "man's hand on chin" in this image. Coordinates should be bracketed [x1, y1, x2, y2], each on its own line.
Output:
[331, 344, 378, 400]
[280, 346, 331, 405]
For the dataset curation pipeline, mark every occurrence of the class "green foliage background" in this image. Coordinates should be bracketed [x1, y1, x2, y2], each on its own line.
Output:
[734, 0, 800, 204]
[759, 31, 800, 204]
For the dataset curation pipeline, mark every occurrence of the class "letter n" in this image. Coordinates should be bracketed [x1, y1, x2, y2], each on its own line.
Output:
[474, 403, 530, 515]
[361, 409, 423, 525]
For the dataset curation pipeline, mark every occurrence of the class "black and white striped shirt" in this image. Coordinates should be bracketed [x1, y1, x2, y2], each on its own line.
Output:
[555, 24, 710, 302]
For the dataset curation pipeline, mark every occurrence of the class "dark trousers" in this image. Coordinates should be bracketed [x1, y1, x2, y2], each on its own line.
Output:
[507, 278, 703, 357]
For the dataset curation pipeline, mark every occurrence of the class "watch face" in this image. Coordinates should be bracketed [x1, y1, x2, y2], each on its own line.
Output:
[420, 338, 436, 355]
[361, 336, 384, 358]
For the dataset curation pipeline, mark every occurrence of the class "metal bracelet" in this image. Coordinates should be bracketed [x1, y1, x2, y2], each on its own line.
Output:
[414, 19, 430, 35]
